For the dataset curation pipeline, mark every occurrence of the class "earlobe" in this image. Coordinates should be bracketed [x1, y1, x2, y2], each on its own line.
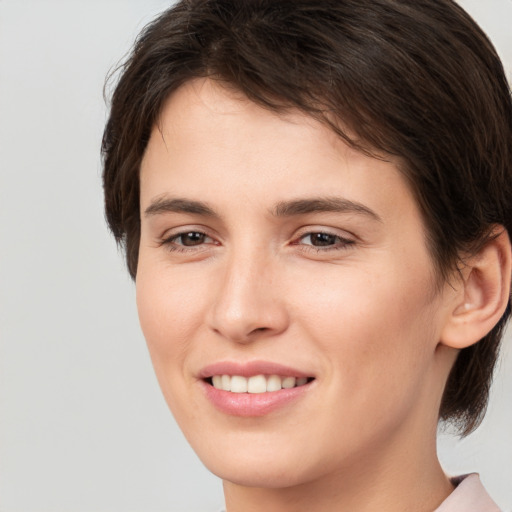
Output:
[440, 227, 512, 349]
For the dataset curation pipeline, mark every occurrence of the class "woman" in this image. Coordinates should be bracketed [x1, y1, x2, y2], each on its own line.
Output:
[102, 1, 512, 510]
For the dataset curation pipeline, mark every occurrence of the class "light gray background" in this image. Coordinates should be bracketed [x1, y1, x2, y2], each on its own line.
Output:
[0, 1, 511, 511]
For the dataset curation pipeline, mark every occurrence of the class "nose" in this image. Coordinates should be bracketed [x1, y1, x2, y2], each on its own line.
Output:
[207, 250, 289, 343]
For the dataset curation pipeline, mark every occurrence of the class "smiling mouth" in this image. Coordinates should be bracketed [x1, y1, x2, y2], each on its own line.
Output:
[205, 375, 315, 394]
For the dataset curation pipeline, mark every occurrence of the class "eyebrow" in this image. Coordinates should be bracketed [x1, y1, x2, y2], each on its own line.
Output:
[144, 197, 218, 218]
[271, 197, 382, 222]
[144, 196, 381, 222]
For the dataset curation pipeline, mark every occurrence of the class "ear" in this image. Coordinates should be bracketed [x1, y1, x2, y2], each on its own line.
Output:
[440, 227, 512, 349]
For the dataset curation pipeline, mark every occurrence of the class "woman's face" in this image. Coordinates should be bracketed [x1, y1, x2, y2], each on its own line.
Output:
[137, 79, 455, 488]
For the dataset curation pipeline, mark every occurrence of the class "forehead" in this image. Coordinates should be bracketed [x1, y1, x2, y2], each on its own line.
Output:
[141, 79, 422, 228]
[152, 78, 347, 160]
[145, 79, 405, 188]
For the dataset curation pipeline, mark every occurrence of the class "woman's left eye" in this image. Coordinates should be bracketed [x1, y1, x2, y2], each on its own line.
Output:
[297, 232, 354, 250]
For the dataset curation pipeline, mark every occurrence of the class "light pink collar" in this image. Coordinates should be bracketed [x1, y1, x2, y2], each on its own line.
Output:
[434, 474, 501, 512]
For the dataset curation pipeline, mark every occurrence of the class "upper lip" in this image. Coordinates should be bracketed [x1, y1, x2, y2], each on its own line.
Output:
[198, 360, 313, 379]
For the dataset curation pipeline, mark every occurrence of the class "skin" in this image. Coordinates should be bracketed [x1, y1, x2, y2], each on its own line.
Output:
[136, 78, 462, 512]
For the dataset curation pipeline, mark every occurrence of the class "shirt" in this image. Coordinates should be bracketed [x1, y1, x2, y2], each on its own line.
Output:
[434, 474, 501, 512]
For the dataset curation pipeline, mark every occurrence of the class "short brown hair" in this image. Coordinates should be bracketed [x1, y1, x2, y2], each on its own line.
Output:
[102, 0, 512, 435]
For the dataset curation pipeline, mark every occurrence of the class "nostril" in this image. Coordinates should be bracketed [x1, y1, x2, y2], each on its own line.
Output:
[250, 327, 268, 335]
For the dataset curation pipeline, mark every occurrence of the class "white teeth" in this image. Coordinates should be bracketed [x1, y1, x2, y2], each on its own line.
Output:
[266, 374, 282, 392]
[210, 374, 310, 393]
[248, 375, 267, 394]
[221, 374, 231, 391]
[230, 375, 248, 393]
[212, 375, 223, 389]
[281, 377, 296, 389]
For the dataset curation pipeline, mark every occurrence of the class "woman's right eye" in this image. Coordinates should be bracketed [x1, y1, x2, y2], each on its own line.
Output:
[172, 232, 210, 246]
[160, 230, 217, 252]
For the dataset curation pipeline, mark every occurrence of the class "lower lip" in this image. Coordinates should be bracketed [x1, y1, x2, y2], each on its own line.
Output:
[201, 380, 313, 417]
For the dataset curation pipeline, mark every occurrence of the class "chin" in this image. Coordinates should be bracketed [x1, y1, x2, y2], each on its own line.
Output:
[185, 426, 332, 489]
[206, 456, 314, 489]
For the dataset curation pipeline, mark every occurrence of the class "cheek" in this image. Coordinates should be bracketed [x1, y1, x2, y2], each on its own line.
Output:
[293, 259, 440, 412]
[135, 259, 207, 395]
[135, 265, 209, 430]
[136, 257, 206, 343]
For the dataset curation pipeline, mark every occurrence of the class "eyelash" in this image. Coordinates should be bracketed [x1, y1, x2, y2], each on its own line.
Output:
[160, 229, 355, 256]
